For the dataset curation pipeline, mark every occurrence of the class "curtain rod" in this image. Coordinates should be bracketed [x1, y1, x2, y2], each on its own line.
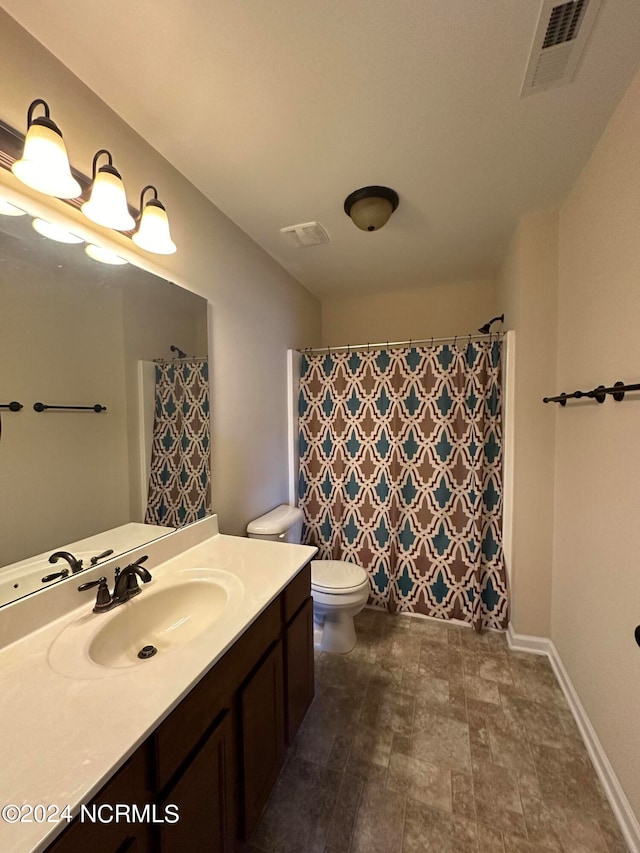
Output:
[153, 356, 208, 364]
[298, 331, 504, 355]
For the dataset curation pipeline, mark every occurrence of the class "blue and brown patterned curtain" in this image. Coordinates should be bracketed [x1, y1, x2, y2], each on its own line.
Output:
[145, 359, 211, 528]
[298, 341, 507, 631]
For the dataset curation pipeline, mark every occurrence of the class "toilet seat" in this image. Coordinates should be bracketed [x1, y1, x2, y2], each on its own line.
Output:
[310, 560, 368, 594]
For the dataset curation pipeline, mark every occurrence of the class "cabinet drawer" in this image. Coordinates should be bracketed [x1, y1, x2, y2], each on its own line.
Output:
[153, 597, 281, 791]
[281, 562, 311, 623]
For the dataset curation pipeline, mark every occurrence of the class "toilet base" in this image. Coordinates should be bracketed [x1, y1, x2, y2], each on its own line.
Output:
[313, 610, 358, 654]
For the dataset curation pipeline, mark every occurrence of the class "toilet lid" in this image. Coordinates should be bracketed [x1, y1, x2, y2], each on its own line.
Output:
[311, 560, 368, 593]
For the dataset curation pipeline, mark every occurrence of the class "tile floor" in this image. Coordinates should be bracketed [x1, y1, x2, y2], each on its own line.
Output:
[245, 608, 629, 853]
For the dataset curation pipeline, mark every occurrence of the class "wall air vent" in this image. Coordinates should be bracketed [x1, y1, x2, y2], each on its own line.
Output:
[521, 0, 601, 96]
[280, 221, 329, 248]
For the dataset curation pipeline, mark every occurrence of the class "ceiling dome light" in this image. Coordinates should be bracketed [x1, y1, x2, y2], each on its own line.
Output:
[11, 99, 81, 199]
[81, 149, 135, 231]
[132, 185, 177, 255]
[85, 243, 128, 265]
[344, 185, 399, 232]
[0, 199, 27, 216]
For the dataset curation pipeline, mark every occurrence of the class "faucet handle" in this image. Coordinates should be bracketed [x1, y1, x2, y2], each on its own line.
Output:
[90, 549, 114, 566]
[78, 577, 112, 612]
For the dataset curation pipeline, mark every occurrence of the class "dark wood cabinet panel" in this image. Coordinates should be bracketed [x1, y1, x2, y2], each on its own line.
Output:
[239, 640, 285, 837]
[45, 748, 152, 853]
[284, 596, 315, 744]
[157, 711, 234, 853]
[46, 565, 313, 853]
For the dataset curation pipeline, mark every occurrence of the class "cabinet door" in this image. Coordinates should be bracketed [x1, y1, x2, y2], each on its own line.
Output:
[45, 749, 152, 853]
[239, 640, 285, 837]
[157, 710, 234, 853]
[284, 596, 315, 743]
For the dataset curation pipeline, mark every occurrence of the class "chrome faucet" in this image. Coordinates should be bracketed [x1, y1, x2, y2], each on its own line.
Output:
[78, 556, 152, 613]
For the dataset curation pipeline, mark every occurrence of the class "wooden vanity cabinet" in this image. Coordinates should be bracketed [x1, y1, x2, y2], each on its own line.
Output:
[45, 564, 314, 853]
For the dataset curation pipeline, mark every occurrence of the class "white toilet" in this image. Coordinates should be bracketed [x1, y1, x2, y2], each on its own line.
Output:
[246, 505, 370, 654]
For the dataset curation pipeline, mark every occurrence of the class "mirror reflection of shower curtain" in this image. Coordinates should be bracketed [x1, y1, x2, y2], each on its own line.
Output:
[298, 341, 507, 632]
[145, 359, 211, 527]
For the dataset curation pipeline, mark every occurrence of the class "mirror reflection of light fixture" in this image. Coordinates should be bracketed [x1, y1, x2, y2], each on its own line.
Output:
[11, 100, 81, 199]
[85, 243, 128, 265]
[32, 217, 84, 244]
[81, 149, 135, 231]
[132, 185, 177, 255]
[344, 185, 399, 232]
[0, 199, 27, 216]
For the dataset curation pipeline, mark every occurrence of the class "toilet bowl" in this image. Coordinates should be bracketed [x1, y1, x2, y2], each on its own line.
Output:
[246, 505, 370, 654]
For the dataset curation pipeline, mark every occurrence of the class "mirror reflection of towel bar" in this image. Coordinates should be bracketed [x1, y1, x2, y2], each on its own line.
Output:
[33, 402, 107, 413]
[0, 401, 22, 411]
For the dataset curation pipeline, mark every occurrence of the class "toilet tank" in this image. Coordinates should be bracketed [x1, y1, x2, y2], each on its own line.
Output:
[246, 504, 304, 544]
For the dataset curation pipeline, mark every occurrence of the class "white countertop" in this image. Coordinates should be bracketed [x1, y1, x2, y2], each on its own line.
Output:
[0, 517, 316, 852]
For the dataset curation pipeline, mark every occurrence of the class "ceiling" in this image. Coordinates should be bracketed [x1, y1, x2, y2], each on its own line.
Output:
[3, 0, 640, 297]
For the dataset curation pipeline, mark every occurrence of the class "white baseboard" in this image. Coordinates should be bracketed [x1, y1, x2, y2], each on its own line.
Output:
[507, 624, 640, 853]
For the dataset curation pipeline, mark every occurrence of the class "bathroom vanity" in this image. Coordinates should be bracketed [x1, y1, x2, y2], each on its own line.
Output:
[0, 517, 316, 852]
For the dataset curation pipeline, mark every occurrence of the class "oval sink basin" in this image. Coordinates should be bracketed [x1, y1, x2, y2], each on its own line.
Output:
[89, 580, 228, 669]
[48, 568, 244, 679]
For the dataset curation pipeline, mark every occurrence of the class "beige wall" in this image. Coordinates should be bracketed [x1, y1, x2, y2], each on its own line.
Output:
[497, 211, 558, 638]
[321, 279, 497, 347]
[0, 11, 321, 538]
[0, 258, 130, 565]
[553, 68, 640, 821]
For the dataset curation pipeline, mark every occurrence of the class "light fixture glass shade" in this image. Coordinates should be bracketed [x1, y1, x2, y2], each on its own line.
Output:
[12, 122, 81, 199]
[349, 197, 394, 231]
[0, 199, 27, 216]
[32, 218, 84, 244]
[82, 168, 135, 231]
[344, 185, 399, 232]
[132, 199, 176, 254]
[85, 244, 128, 265]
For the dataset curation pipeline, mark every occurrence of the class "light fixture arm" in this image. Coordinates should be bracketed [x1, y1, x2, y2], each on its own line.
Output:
[91, 149, 115, 180]
[25, 99, 63, 138]
[139, 184, 158, 209]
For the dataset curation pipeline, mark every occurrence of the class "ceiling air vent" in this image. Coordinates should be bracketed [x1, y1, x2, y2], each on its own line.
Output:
[279, 221, 330, 248]
[521, 0, 601, 96]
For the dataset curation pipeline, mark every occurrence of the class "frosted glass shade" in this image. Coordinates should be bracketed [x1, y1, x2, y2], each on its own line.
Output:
[348, 196, 394, 231]
[82, 168, 135, 231]
[12, 122, 81, 199]
[85, 244, 128, 265]
[0, 199, 27, 216]
[32, 218, 83, 244]
[132, 199, 176, 254]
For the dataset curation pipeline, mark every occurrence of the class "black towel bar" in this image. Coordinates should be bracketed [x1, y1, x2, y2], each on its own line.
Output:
[33, 402, 107, 413]
[543, 381, 640, 406]
[0, 401, 22, 411]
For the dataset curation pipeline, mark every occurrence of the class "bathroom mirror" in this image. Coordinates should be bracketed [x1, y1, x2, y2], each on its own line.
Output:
[0, 202, 210, 608]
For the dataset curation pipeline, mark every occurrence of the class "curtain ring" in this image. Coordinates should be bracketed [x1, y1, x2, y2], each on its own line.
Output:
[367, 342, 370, 353]
[453, 335, 458, 349]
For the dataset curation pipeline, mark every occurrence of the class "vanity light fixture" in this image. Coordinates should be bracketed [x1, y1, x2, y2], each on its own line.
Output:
[0, 198, 27, 216]
[344, 185, 399, 232]
[32, 217, 84, 244]
[85, 243, 128, 265]
[132, 185, 177, 255]
[11, 99, 81, 199]
[81, 149, 135, 231]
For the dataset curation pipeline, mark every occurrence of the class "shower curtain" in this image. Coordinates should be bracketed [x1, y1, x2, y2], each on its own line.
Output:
[145, 359, 211, 527]
[298, 340, 507, 631]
